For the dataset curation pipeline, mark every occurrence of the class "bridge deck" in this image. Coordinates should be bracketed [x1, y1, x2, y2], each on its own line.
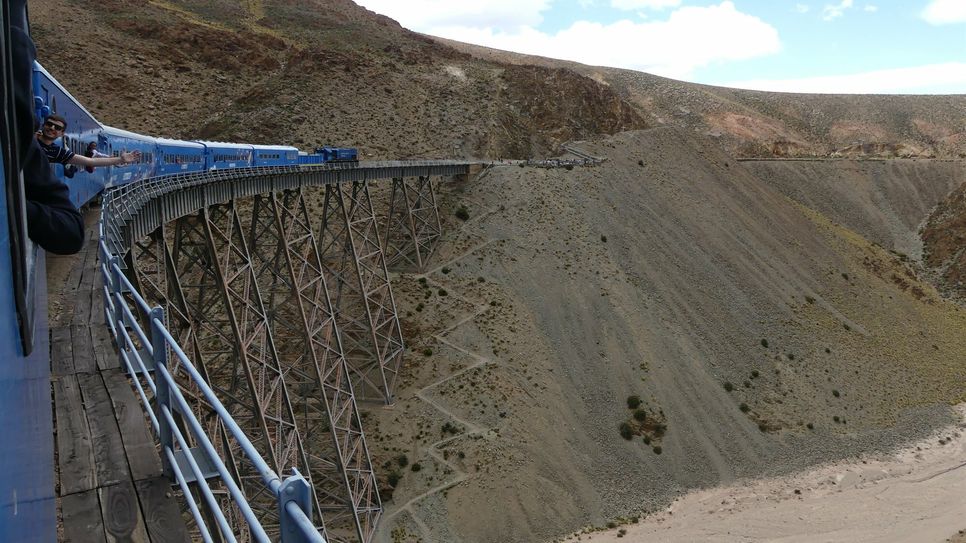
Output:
[49, 218, 189, 543]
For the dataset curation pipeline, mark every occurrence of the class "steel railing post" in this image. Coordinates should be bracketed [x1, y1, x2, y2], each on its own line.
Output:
[278, 468, 319, 543]
[109, 256, 125, 367]
[151, 306, 173, 478]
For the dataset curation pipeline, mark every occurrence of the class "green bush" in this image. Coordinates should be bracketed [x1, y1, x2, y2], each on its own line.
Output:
[455, 205, 470, 221]
[652, 446, 662, 455]
[619, 422, 634, 440]
[411, 463, 422, 472]
[739, 403, 750, 413]
[387, 472, 402, 487]
[761, 339, 769, 348]
[626, 395, 642, 409]
[633, 409, 648, 422]
[396, 454, 409, 467]
[723, 382, 734, 392]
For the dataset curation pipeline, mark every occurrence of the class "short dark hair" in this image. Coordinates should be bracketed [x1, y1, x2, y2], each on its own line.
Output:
[45, 114, 67, 129]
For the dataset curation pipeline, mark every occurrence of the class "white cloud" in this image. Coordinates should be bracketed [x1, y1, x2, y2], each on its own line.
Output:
[863, 4, 878, 12]
[822, 0, 853, 20]
[374, 1, 779, 80]
[354, 0, 552, 32]
[724, 62, 966, 94]
[922, 0, 966, 24]
[611, 0, 681, 10]
[578, 0, 596, 7]
[795, 4, 810, 13]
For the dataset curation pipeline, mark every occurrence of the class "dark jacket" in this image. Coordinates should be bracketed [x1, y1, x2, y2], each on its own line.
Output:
[11, 2, 84, 255]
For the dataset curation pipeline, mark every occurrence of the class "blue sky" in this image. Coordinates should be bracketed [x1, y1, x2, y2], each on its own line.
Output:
[354, 0, 966, 94]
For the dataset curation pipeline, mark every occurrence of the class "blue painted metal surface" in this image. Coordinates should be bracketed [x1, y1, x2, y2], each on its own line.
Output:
[0, 184, 55, 541]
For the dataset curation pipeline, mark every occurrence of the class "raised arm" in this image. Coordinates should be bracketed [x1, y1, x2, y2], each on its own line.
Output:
[68, 149, 140, 168]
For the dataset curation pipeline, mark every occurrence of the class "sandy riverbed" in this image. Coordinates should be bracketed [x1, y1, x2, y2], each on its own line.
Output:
[566, 405, 966, 543]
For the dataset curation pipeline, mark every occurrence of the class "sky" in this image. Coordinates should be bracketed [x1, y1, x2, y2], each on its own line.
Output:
[353, 0, 966, 94]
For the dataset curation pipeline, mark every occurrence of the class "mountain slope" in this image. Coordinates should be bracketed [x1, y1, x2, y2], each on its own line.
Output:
[369, 127, 966, 542]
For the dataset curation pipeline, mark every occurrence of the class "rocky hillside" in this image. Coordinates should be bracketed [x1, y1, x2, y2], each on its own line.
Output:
[33, 0, 964, 160]
[30, 0, 644, 159]
[438, 39, 966, 159]
[370, 129, 966, 542]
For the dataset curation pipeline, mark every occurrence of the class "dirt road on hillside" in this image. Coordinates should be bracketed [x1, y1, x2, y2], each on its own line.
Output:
[566, 405, 966, 543]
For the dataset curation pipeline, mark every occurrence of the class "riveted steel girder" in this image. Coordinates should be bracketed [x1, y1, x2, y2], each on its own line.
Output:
[382, 176, 443, 271]
[317, 182, 405, 404]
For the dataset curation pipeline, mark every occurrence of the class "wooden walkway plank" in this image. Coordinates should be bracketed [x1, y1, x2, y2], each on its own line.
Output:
[70, 324, 98, 374]
[71, 244, 98, 326]
[50, 325, 74, 376]
[135, 478, 192, 543]
[103, 369, 163, 482]
[54, 374, 96, 495]
[99, 481, 151, 543]
[62, 488, 107, 543]
[77, 372, 131, 489]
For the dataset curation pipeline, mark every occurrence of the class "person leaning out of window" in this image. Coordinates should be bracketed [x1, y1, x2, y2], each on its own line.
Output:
[37, 114, 140, 169]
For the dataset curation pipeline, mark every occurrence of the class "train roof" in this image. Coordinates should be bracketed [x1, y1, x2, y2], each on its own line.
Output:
[251, 144, 299, 151]
[193, 141, 255, 149]
[155, 137, 205, 149]
[34, 62, 103, 129]
[100, 125, 157, 142]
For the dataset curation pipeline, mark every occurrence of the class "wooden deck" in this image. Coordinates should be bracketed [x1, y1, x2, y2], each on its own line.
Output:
[49, 222, 190, 543]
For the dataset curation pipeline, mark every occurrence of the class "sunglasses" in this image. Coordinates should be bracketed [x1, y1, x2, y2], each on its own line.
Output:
[44, 121, 65, 131]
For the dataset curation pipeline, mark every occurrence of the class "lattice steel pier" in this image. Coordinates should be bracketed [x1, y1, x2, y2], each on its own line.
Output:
[101, 162, 476, 541]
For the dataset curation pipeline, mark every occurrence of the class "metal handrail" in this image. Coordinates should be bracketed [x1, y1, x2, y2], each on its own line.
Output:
[98, 199, 326, 542]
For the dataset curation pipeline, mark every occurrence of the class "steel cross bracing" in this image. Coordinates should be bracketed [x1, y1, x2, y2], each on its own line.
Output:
[169, 203, 319, 540]
[247, 189, 382, 542]
[128, 225, 258, 541]
[382, 176, 443, 271]
[101, 162, 478, 541]
[318, 182, 405, 404]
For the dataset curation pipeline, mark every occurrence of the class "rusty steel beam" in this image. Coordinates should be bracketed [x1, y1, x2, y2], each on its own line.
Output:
[382, 176, 442, 271]
[317, 182, 405, 404]
[248, 188, 383, 542]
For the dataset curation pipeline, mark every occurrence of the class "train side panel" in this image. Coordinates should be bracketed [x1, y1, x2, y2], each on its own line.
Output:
[156, 138, 205, 176]
[100, 126, 157, 188]
[252, 144, 299, 167]
[196, 140, 254, 170]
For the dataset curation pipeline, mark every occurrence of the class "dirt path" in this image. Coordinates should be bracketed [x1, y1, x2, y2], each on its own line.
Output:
[566, 405, 966, 543]
[381, 208, 503, 537]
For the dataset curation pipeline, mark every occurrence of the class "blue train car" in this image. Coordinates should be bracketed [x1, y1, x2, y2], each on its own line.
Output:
[2, 6, 56, 541]
[317, 146, 358, 164]
[156, 137, 205, 176]
[252, 144, 299, 167]
[197, 140, 254, 170]
[298, 151, 325, 165]
[100, 126, 156, 188]
[33, 63, 106, 207]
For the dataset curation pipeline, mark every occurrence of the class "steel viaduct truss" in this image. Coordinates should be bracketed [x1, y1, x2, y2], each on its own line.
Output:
[101, 161, 475, 542]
